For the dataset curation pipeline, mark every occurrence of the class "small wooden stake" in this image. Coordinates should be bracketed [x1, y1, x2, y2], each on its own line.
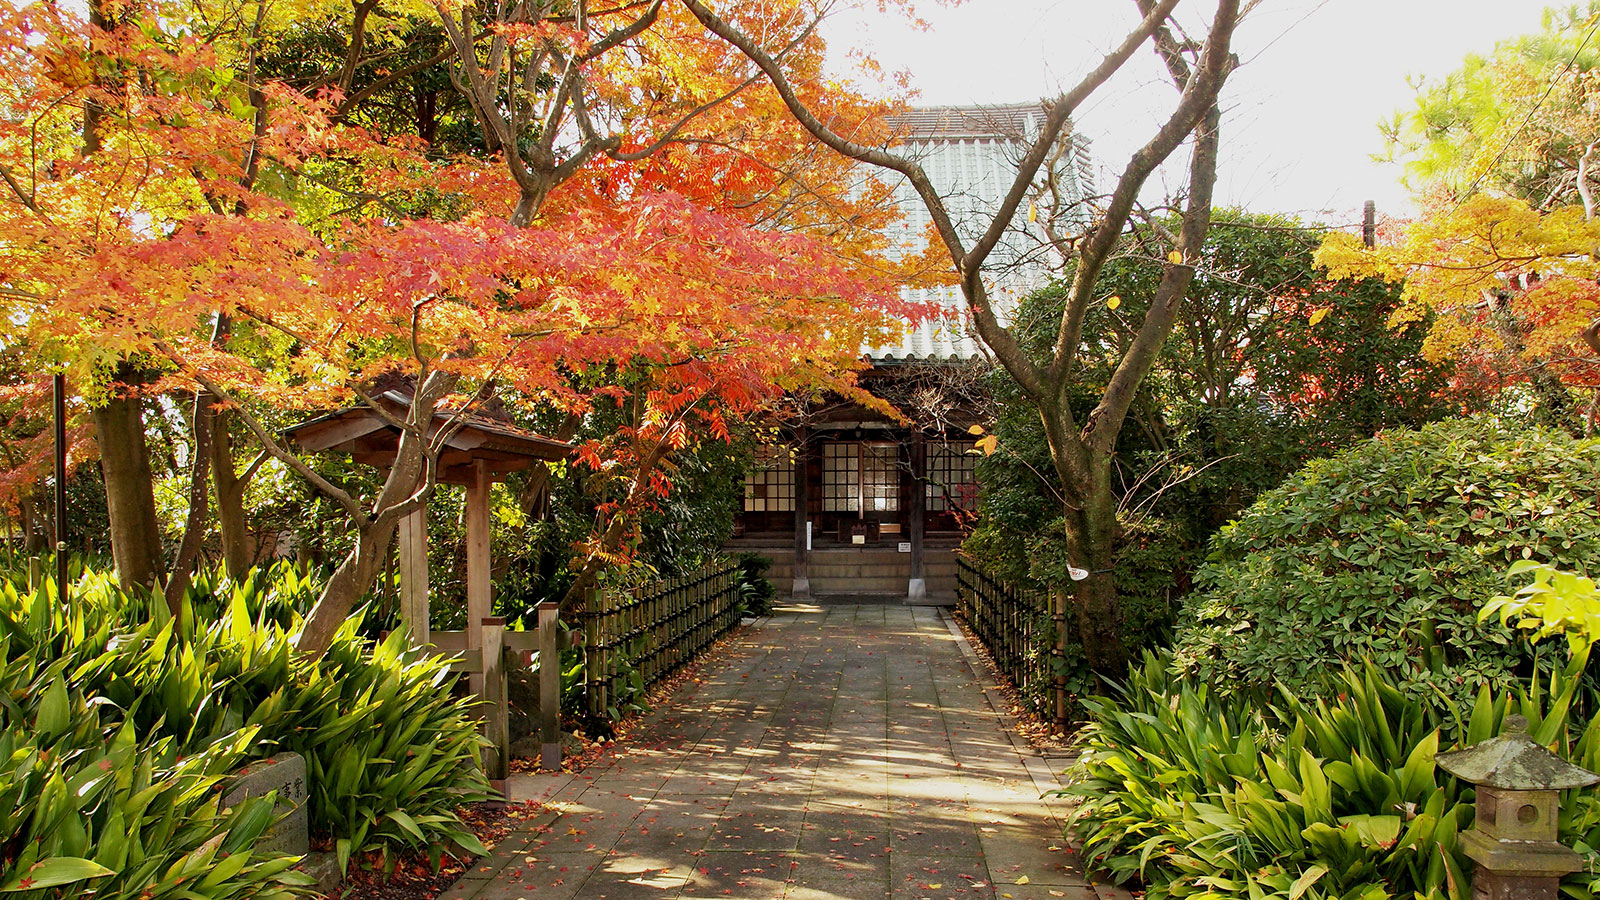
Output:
[480, 616, 509, 783]
[536, 601, 561, 772]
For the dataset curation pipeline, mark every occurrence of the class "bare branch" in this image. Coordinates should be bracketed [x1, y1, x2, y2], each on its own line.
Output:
[1086, 101, 1225, 451]
[161, 344, 370, 524]
[1049, 0, 1240, 393]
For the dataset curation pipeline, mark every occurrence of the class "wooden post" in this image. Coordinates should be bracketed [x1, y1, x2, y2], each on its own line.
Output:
[1363, 200, 1377, 249]
[52, 373, 67, 603]
[1052, 587, 1069, 730]
[535, 600, 561, 772]
[595, 587, 611, 722]
[465, 460, 491, 696]
[907, 430, 926, 604]
[652, 585, 663, 676]
[583, 588, 602, 724]
[481, 616, 509, 785]
[792, 431, 810, 598]
[397, 507, 430, 647]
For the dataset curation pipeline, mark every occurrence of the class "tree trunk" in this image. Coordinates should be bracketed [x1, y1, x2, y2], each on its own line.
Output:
[163, 389, 213, 613]
[17, 492, 46, 554]
[92, 372, 164, 593]
[209, 416, 254, 577]
[293, 370, 456, 658]
[1036, 399, 1129, 680]
[298, 519, 401, 650]
[1065, 456, 1127, 677]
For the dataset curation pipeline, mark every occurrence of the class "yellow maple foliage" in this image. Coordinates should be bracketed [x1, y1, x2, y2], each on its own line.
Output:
[1315, 193, 1600, 391]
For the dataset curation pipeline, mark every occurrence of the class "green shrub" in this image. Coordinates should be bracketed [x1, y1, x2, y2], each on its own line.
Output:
[1063, 650, 1600, 900]
[301, 619, 492, 872]
[0, 563, 492, 879]
[734, 553, 776, 617]
[1172, 418, 1600, 701]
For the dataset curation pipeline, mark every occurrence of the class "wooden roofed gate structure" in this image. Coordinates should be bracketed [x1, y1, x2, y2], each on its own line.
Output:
[286, 386, 573, 782]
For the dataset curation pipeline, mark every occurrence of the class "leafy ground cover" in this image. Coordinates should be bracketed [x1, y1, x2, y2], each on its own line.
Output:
[328, 801, 544, 900]
[1063, 650, 1600, 900]
[0, 562, 492, 898]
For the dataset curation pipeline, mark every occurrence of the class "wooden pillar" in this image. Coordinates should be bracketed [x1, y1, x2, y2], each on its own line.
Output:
[583, 587, 603, 724]
[466, 460, 491, 696]
[536, 600, 561, 772]
[52, 373, 67, 603]
[480, 615, 509, 785]
[397, 507, 429, 646]
[907, 430, 927, 604]
[791, 431, 810, 599]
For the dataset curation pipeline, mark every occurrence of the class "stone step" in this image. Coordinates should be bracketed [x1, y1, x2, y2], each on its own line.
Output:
[810, 576, 912, 594]
[732, 546, 962, 598]
[807, 563, 911, 578]
[763, 561, 953, 575]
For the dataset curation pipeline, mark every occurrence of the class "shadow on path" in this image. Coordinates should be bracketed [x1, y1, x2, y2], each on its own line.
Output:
[441, 602, 1124, 900]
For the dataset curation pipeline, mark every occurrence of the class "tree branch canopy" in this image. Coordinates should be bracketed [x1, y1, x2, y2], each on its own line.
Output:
[681, 0, 1244, 678]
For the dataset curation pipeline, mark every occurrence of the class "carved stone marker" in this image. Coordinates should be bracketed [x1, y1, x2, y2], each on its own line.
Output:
[219, 752, 309, 857]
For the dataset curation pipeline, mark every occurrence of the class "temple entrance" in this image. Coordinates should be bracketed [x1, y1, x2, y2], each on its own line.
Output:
[820, 440, 902, 543]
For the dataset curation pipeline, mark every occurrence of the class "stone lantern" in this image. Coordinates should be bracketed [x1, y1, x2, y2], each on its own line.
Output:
[1436, 715, 1600, 900]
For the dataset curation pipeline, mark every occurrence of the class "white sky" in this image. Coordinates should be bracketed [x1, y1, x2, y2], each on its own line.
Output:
[824, 0, 1552, 228]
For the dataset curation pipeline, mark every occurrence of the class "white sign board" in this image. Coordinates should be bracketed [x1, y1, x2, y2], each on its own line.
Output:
[897, 542, 911, 553]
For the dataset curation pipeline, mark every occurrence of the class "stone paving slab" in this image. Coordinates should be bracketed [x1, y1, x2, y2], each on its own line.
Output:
[450, 602, 1125, 900]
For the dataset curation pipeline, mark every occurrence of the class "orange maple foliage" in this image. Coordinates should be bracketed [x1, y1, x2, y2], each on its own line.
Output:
[0, 0, 918, 432]
[0, 1, 927, 633]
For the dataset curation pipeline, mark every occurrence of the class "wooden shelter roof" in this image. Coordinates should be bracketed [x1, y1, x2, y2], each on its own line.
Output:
[285, 387, 571, 485]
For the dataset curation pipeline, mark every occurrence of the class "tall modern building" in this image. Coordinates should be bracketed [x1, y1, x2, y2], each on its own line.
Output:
[730, 102, 1094, 602]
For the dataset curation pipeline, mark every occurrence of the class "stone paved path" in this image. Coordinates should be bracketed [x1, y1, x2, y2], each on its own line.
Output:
[442, 601, 1118, 900]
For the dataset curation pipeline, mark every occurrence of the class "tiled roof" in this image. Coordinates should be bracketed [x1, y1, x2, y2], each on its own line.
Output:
[887, 102, 1047, 143]
[866, 284, 1035, 364]
[869, 299, 984, 363]
[864, 102, 1081, 365]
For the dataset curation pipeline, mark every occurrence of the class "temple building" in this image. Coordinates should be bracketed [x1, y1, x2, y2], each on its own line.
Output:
[728, 102, 1093, 602]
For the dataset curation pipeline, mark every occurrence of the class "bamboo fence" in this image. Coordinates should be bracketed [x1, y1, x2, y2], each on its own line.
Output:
[580, 559, 742, 722]
[955, 556, 1055, 715]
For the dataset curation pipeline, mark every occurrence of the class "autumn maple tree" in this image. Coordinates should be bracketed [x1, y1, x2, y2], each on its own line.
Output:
[0, 0, 922, 655]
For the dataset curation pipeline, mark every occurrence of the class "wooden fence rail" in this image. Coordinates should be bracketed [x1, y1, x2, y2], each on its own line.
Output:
[955, 556, 1057, 719]
[417, 601, 562, 782]
[581, 559, 742, 723]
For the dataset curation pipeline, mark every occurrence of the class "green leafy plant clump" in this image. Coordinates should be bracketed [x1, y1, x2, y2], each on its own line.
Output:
[0, 562, 493, 896]
[0, 581, 314, 898]
[734, 552, 776, 618]
[1172, 418, 1600, 700]
[1063, 650, 1600, 900]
